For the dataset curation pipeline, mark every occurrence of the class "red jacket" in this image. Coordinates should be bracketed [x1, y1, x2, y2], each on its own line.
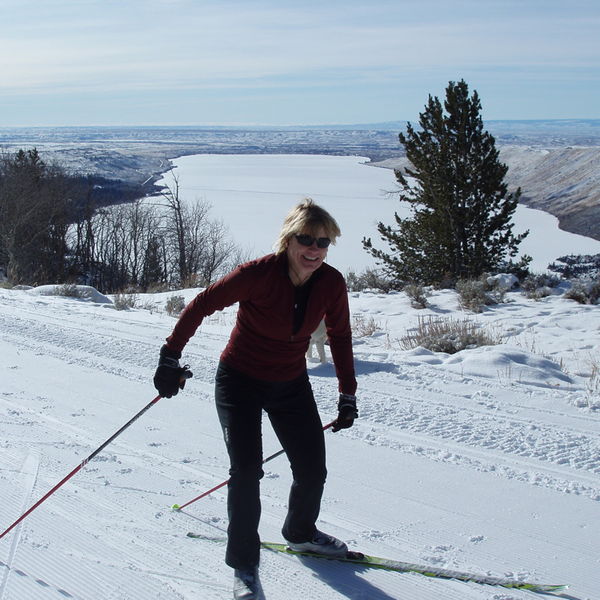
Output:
[166, 253, 357, 394]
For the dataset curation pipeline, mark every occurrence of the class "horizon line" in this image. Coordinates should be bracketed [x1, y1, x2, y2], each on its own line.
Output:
[2, 118, 600, 131]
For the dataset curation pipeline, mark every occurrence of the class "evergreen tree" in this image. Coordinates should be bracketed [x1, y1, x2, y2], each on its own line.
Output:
[0, 149, 71, 284]
[141, 235, 166, 290]
[363, 80, 530, 284]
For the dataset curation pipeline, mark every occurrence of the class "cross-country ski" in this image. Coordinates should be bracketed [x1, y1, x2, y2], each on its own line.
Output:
[186, 534, 567, 594]
[261, 541, 567, 594]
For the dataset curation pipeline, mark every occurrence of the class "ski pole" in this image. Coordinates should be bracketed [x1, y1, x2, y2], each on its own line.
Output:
[172, 420, 335, 511]
[0, 371, 192, 541]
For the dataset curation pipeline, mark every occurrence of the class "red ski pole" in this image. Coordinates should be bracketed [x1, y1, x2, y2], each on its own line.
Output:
[172, 420, 335, 511]
[1, 372, 191, 541]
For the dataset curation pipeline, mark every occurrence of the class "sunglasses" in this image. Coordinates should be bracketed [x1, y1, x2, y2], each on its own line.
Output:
[295, 234, 331, 249]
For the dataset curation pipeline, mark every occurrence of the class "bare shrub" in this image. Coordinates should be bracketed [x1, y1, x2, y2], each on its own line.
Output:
[564, 283, 588, 305]
[166, 294, 186, 317]
[345, 268, 400, 293]
[404, 283, 429, 308]
[587, 357, 600, 408]
[56, 283, 82, 298]
[400, 315, 501, 354]
[352, 314, 380, 337]
[456, 277, 504, 312]
[521, 273, 561, 300]
[564, 280, 600, 305]
[113, 293, 138, 311]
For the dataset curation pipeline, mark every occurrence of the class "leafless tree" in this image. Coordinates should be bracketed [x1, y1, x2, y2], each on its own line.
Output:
[157, 170, 239, 288]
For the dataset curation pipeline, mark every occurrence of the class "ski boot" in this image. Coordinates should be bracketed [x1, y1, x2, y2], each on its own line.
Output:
[233, 566, 259, 600]
[287, 530, 347, 557]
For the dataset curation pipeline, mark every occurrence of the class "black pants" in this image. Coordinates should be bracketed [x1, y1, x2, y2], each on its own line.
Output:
[215, 361, 327, 569]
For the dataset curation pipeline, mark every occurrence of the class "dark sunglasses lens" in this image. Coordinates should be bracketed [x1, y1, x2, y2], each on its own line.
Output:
[296, 234, 331, 248]
[295, 234, 313, 246]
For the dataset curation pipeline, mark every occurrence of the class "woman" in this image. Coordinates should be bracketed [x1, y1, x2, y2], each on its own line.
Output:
[154, 199, 358, 600]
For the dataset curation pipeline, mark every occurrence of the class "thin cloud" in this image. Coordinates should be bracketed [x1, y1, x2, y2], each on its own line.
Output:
[0, 0, 598, 123]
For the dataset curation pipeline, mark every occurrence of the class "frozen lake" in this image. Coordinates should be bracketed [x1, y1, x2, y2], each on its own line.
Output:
[157, 153, 600, 275]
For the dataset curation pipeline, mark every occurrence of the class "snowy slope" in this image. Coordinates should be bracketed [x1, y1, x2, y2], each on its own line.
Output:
[1, 279, 599, 600]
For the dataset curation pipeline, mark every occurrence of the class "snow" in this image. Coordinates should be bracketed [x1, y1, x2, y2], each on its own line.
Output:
[158, 153, 600, 274]
[26, 285, 113, 304]
[1, 156, 600, 600]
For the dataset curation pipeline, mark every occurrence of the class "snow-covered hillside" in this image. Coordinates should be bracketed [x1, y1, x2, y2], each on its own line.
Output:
[1, 279, 598, 600]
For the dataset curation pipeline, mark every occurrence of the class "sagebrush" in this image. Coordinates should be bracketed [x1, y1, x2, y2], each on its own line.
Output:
[166, 295, 186, 316]
[352, 314, 380, 337]
[564, 281, 600, 305]
[345, 268, 400, 293]
[113, 293, 138, 311]
[404, 283, 429, 309]
[521, 273, 561, 300]
[400, 315, 502, 354]
[456, 276, 508, 312]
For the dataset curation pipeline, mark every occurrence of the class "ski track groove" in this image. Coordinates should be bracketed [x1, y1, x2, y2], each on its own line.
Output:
[0, 561, 85, 600]
[319, 372, 600, 493]
[0, 396, 234, 514]
[0, 451, 40, 600]
[0, 310, 219, 389]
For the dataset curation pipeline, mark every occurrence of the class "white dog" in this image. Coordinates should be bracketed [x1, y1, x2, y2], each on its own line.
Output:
[307, 319, 327, 364]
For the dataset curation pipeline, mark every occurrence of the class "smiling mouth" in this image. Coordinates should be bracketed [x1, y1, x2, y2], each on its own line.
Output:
[303, 255, 319, 262]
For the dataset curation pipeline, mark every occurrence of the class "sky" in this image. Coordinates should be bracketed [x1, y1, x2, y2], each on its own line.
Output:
[1, 0, 599, 127]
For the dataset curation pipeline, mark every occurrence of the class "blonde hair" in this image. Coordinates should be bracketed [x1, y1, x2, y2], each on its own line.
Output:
[274, 198, 341, 255]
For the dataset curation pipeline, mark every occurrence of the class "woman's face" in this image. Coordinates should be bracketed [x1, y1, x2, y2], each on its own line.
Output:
[286, 226, 329, 284]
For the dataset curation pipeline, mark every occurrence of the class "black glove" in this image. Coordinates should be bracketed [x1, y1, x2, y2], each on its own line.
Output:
[332, 393, 358, 432]
[153, 345, 193, 398]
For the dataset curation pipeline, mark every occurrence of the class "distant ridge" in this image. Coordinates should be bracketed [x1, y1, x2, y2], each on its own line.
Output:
[1, 119, 599, 132]
[290, 118, 600, 132]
